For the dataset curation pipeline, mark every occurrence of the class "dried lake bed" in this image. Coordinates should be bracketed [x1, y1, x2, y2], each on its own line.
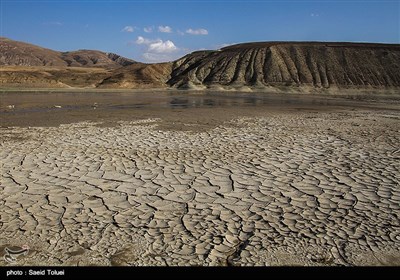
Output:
[1, 91, 399, 266]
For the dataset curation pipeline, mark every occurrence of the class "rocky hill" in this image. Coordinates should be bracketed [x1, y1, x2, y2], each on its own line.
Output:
[97, 62, 173, 89]
[1, 38, 399, 91]
[168, 42, 400, 90]
[0, 37, 135, 68]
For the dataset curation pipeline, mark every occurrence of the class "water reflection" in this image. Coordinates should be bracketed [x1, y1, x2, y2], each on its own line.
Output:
[168, 95, 269, 109]
[203, 99, 215, 107]
[110, 104, 147, 109]
[244, 97, 257, 105]
[169, 98, 189, 108]
[0, 91, 360, 114]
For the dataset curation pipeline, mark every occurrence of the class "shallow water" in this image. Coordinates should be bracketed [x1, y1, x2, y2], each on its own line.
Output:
[0, 91, 337, 112]
[1, 91, 399, 127]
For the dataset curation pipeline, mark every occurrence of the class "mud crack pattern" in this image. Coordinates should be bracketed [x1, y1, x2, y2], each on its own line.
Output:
[1, 111, 399, 266]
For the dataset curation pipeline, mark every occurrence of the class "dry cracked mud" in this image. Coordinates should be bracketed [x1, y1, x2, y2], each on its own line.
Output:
[1, 107, 399, 266]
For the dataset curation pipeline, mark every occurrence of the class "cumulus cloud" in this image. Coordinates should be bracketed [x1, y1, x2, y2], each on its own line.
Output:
[135, 36, 152, 45]
[135, 36, 177, 53]
[144, 26, 153, 33]
[158, 25, 172, 33]
[310, 13, 320, 17]
[149, 40, 177, 53]
[186, 28, 208, 35]
[135, 36, 179, 62]
[122, 26, 134, 32]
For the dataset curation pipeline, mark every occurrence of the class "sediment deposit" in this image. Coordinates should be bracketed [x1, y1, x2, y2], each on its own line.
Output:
[1, 109, 399, 266]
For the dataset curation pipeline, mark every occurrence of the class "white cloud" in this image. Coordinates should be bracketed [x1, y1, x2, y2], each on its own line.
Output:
[134, 36, 179, 62]
[186, 28, 208, 35]
[311, 13, 320, 17]
[122, 26, 134, 32]
[177, 30, 185, 36]
[135, 36, 178, 53]
[148, 40, 177, 53]
[136, 36, 152, 45]
[158, 25, 172, 33]
[144, 26, 153, 33]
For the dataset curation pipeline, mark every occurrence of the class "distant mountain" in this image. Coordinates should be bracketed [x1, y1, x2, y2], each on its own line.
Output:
[97, 62, 173, 89]
[168, 42, 400, 90]
[1, 37, 399, 91]
[0, 37, 135, 68]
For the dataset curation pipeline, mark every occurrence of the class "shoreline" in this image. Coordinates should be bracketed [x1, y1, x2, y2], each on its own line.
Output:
[1, 90, 400, 128]
[1, 86, 400, 94]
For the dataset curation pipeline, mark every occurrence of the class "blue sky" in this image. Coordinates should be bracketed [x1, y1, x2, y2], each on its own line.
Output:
[1, 0, 399, 62]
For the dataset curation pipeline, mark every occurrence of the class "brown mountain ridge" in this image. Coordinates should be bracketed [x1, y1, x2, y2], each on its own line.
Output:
[1, 37, 399, 91]
[0, 37, 135, 68]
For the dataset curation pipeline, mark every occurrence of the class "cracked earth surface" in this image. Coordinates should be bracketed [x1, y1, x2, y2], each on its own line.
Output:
[1, 110, 399, 266]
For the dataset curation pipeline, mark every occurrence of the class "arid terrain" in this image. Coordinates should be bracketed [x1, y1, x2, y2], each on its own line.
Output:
[1, 37, 399, 266]
[0, 37, 171, 89]
[0, 91, 399, 266]
[1, 38, 400, 92]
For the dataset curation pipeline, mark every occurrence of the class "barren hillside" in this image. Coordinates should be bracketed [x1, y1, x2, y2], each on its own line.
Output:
[0, 37, 135, 68]
[1, 38, 399, 91]
[97, 62, 173, 89]
[168, 42, 400, 90]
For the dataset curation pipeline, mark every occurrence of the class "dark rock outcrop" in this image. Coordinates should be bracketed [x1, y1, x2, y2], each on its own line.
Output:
[168, 42, 400, 90]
